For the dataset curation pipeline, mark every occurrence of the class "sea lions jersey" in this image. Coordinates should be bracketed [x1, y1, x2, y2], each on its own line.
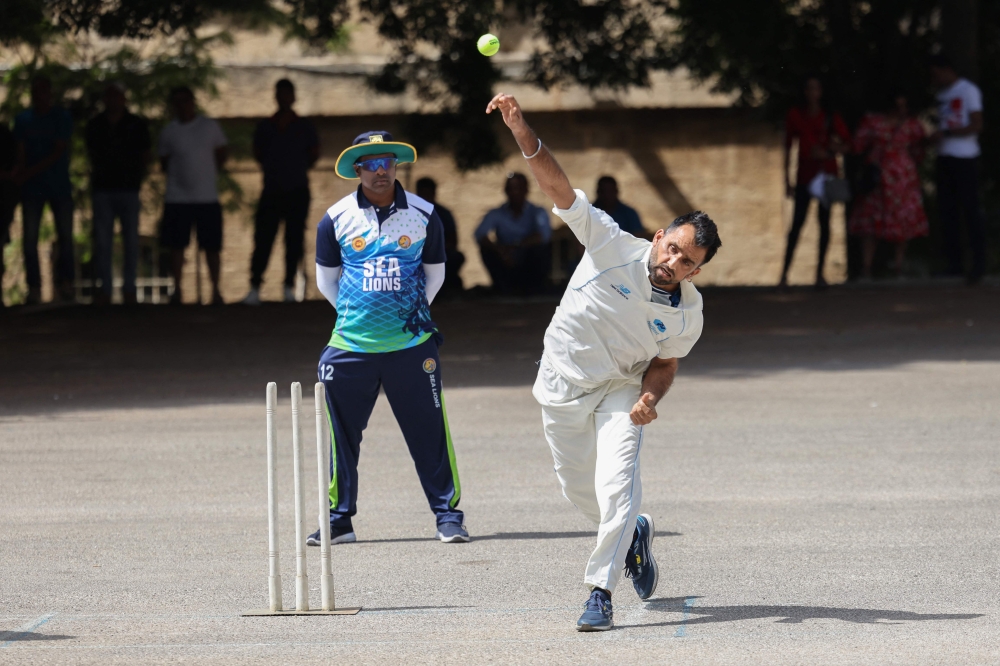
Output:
[315, 181, 445, 353]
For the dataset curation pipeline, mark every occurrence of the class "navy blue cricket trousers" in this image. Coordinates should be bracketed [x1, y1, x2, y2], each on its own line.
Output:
[317, 337, 463, 530]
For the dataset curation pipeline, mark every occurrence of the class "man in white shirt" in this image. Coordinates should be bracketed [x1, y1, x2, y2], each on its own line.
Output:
[486, 92, 722, 631]
[930, 54, 986, 283]
[158, 86, 229, 304]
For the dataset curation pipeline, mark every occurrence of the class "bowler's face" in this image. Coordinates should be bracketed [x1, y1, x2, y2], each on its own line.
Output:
[647, 225, 706, 288]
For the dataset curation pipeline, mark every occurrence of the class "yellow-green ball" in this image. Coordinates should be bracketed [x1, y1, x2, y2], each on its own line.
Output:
[477, 33, 500, 57]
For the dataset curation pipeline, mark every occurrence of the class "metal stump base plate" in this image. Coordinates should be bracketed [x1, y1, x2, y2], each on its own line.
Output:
[242, 607, 361, 616]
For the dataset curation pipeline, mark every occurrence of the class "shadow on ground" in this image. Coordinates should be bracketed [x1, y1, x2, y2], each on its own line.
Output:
[0, 631, 76, 643]
[625, 597, 984, 627]
[362, 530, 681, 544]
[0, 285, 998, 415]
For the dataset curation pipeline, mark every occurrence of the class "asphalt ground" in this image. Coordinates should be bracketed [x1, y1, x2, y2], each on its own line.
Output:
[1, 284, 998, 664]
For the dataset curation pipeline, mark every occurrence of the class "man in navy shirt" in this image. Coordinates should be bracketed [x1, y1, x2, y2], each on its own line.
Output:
[241, 79, 319, 304]
[13, 75, 75, 304]
[594, 176, 651, 240]
[85, 83, 151, 305]
[310, 131, 468, 545]
[416, 177, 464, 293]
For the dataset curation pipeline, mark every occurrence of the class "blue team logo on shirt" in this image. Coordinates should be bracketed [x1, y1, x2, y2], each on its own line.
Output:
[653, 319, 666, 333]
[619, 284, 631, 294]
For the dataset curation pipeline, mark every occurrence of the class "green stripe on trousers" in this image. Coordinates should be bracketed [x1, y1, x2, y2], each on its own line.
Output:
[325, 405, 339, 511]
[440, 392, 462, 508]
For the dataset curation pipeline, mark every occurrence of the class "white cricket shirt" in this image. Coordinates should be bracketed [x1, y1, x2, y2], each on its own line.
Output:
[543, 190, 704, 389]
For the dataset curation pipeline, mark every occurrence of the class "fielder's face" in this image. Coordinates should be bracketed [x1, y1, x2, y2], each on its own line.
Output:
[355, 152, 397, 198]
[647, 225, 706, 288]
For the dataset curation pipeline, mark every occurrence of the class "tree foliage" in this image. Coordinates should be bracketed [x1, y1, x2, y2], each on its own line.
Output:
[1, 0, 675, 169]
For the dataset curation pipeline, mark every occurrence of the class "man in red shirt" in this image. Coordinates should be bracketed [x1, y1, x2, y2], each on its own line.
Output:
[779, 76, 850, 290]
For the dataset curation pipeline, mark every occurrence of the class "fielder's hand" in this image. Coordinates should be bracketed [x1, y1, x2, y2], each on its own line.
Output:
[486, 93, 526, 131]
[630, 392, 658, 426]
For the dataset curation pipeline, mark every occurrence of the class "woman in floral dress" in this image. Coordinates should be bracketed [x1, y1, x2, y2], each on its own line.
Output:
[849, 95, 928, 279]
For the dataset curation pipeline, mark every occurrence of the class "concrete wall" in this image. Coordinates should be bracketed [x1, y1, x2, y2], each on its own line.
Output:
[224, 107, 843, 303]
[0, 107, 844, 304]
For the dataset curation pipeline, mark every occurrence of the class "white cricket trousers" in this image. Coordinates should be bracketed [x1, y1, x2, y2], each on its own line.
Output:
[532, 356, 643, 594]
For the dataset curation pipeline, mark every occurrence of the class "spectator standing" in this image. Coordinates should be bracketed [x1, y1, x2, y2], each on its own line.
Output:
[594, 175, 651, 240]
[85, 83, 151, 305]
[930, 55, 986, 284]
[779, 76, 850, 291]
[475, 172, 552, 295]
[158, 86, 228, 305]
[416, 177, 464, 293]
[241, 79, 319, 305]
[849, 94, 928, 279]
[0, 121, 16, 308]
[13, 75, 75, 304]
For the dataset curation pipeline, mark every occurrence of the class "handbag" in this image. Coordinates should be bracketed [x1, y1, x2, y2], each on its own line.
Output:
[823, 176, 852, 203]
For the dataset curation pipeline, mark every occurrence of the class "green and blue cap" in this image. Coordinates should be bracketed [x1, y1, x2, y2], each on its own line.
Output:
[334, 130, 418, 180]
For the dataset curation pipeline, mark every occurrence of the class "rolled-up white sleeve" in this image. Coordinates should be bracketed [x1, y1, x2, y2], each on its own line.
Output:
[553, 189, 623, 255]
[316, 263, 341, 309]
[424, 263, 445, 304]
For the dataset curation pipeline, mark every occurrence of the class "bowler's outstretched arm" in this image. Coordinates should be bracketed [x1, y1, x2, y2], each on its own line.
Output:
[486, 93, 575, 210]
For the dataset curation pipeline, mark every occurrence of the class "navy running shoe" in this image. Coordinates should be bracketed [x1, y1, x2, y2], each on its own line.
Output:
[576, 589, 613, 631]
[306, 526, 357, 546]
[624, 513, 659, 600]
[436, 522, 470, 543]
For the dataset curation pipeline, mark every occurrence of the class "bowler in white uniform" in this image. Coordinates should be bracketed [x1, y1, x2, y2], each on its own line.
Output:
[487, 93, 723, 631]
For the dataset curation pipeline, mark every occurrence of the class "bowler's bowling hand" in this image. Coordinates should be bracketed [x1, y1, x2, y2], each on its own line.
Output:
[630, 392, 658, 426]
[486, 93, 526, 131]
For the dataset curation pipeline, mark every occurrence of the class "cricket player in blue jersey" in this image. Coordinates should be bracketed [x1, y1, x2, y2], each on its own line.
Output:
[307, 131, 468, 545]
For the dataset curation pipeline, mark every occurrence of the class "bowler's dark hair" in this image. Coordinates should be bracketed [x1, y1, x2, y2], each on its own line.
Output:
[666, 211, 721, 265]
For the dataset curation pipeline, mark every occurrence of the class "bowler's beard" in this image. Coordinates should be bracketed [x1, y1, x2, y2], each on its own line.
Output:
[647, 252, 677, 288]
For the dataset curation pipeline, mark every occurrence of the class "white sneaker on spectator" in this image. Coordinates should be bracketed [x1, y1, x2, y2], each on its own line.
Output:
[241, 288, 261, 306]
[284, 286, 296, 303]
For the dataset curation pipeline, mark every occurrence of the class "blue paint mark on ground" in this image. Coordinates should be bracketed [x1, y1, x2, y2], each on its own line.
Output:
[673, 597, 695, 638]
[1, 613, 56, 648]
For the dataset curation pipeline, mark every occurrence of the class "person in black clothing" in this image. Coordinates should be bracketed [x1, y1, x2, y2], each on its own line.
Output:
[416, 177, 464, 293]
[241, 79, 319, 304]
[0, 121, 17, 308]
[85, 83, 151, 305]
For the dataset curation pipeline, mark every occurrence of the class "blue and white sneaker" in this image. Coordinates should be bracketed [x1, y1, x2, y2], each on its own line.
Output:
[624, 513, 659, 600]
[436, 522, 470, 543]
[306, 526, 357, 546]
[576, 589, 613, 631]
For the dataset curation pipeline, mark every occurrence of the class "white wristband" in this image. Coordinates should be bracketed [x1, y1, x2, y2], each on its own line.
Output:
[522, 137, 543, 160]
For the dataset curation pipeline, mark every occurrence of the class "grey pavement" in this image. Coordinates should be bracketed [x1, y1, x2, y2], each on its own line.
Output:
[0, 286, 998, 664]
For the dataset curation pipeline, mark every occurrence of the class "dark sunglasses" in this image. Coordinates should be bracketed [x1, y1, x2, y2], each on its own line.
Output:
[355, 157, 398, 172]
